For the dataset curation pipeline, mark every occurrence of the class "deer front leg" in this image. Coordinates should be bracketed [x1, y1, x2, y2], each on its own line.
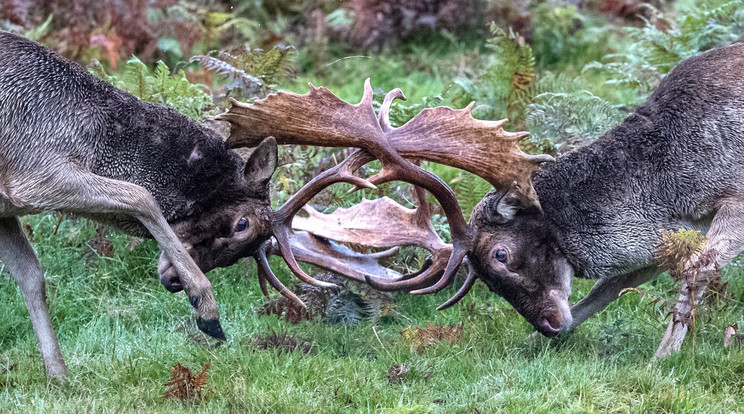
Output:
[654, 271, 711, 358]
[13, 169, 225, 340]
[568, 266, 659, 332]
[655, 200, 744, 358]
[0, 217, 67, 378]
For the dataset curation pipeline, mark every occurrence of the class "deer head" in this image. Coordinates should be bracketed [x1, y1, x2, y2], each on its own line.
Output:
[157, 136, 279, 293]
[217, 80, 566, 336]
[466, 190, 574, 336]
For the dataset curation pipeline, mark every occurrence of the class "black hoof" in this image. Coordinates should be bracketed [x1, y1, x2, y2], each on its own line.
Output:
[162, 281, 183, 293]
[160, 274, 183, 293]
[197, 317, 226, 341]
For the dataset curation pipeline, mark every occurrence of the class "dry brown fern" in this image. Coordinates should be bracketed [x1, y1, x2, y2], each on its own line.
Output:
[386, 363, 411, 385]
[161, 360, 210, 401]
[250, 327, 315, 355]
[259, 297, 313, 325]
[654, 229, 707, 280]
[401, 322, 463, 354]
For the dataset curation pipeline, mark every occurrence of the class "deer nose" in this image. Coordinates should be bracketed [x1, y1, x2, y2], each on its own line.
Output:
[538, 313, 565, 336]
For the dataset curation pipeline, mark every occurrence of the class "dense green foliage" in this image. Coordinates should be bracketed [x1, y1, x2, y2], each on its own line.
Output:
[90, 57, 213, 120]
[191, 44, 295, 104]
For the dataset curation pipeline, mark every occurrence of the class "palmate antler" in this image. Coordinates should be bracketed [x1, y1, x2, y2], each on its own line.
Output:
[292, 187, 451, 279]
[287, 186, 478, 309]
[217, 79, 552, 307]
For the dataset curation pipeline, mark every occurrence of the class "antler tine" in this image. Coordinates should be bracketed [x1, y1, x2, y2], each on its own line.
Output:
[364, 244, 467, 294]
[272, 226, 336, 288]
[378, 88, 406, 132]
[357, 130, 473, 293]
[253, 241, 307, 308]
[220, 78, 553, 208]
[268, 231, 404, 282]
[436, 261, 477, 310]
[291, 186, 455, 289]
[412, 184, 432, 223]
[270, 150, 376, 288]
[273, 150, 375, 223]
[364, 253, 451, 291]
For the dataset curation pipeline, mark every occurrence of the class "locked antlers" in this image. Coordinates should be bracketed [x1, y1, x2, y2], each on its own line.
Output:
[289, 186, 477, 310]
[218, 79, 552, 307]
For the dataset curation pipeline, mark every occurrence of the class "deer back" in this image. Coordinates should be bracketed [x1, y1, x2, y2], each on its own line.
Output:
[535, 42, 744, 279]
[0, 31, 248, 225]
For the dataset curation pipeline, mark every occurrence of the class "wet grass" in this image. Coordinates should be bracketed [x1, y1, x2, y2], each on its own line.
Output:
[1, 214, 743, 413]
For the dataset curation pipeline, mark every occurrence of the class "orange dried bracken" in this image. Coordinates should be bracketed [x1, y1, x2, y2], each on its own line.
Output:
[161, 361, 210, 401]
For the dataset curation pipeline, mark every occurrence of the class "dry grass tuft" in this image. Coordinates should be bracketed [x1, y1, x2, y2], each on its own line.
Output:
[250, 328, 315, 355]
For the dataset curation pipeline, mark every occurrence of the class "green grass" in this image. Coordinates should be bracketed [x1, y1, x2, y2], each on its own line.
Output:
[1, 215, 743, 413]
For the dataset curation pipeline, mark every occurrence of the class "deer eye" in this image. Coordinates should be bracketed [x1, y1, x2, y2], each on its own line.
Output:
[235, 217, 248, 232]
[494, 248, 507, 262]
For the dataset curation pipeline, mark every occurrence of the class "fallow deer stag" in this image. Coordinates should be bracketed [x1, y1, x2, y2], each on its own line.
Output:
[223, 43, 744, 357]
[1, 32, 287, 378]
[0, 33, 446, 378]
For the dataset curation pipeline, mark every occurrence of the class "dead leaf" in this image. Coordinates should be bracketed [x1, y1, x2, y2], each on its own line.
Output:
[725, 324, 738, 348]
[22, 223, 33, 242]
[401, 322, 463, 354]
[386, 363, 410, 385]
[162, 361, 210, 401]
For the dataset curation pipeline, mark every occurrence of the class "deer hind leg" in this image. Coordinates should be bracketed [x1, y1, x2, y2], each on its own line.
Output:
[655, 199, 744, 358]
[0, 217, 67, 378]
[13, 169, 225, 340]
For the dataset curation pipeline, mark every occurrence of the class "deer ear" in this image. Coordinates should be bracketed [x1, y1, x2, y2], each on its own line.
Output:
[483, 182, 534, 224]
[243, 137, 278, 196]
[485, 192, 521, 224]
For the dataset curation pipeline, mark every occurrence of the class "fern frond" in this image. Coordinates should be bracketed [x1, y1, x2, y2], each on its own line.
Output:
[582, 58, 660, 102]
[194, 55, 241, 78]
[87, 60, 116, 84]
[90, 57, 212, 120]
[622, 0, 744, 76]
[161, 361, 210, 401]
[121, 56, 150, 100]
[525, 91, 625, 154]
[191, 44, 295, 104]
[450, 23, 536, 127]
[24, 14, 52, 41]
[325, 294, 365, 325]
[450, 172, 493, 221]
[253, 45, 295, 87]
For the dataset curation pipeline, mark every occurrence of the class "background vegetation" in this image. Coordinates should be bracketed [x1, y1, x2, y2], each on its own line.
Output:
[1, 0, 744, 412]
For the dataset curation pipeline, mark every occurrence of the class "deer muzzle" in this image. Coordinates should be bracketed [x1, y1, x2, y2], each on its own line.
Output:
[535, 289, 573, 337]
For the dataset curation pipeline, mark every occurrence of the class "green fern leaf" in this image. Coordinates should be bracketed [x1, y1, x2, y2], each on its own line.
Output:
[525, 91, 625, 154]
[191, 44, 295, 104]
[90, 57, 212, 120]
